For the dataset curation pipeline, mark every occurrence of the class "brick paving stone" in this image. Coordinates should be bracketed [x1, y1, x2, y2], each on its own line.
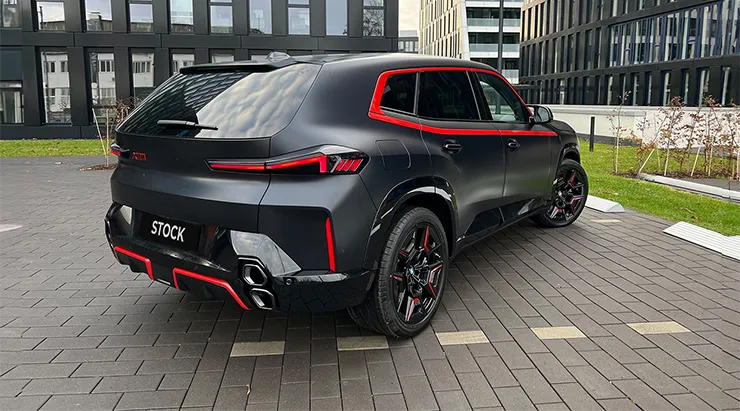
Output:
[310, 364, 340, 399]
[213, 386, 249, 411]
[116, 389, 186, 410]
[684, 359, 740, 390]
[368, 361, 402, 395]
[674, 375, 740, 410]
[567, 365, 625, 400]
[635, 347, 695, 378]
[41, 393, 122, 411]
[443, 345, 480, 374]
[494, 386, 536, 411]
[182, 371, 223, 408]
[20, 377, 101, 396]
[597, 398, 641, 411]
[512, 368, 560, 404]
[476, 355, 518, 388]
[1, 363, 80, 380]
[93, 375, 163, 393]
[52, 348, 123, 363]
[339, 379, 373, 411]
[421, 359, 459, 392]
[580, 350, 635, 381]
[373, 393, 408, 411]
[613, 380, 678, 411]
[392, 347, 425, 377]
[72, 361, 142, 377]
[399, 375, 438, 411]
[541, 340, 587, 367]
[551, 382, 602, 411]
[493, 341, 534, 370]
[664, 393, 714, 410]
[0, 379, 30, 397]
[434, 390, 471, 411]
[0, 394, 50, 410]
[625, 363, 688, 395]
[457, 372, 500, 408]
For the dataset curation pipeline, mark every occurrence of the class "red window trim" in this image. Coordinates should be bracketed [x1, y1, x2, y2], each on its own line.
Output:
[368, 67, 558, 137]
[172, 267, 250, 310]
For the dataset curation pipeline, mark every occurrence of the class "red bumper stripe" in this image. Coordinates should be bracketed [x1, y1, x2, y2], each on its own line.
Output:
[113, 246, 153, 280]
[172, 267, 250, 310]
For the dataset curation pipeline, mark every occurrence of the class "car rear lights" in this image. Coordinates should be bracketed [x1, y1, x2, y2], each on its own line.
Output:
[207, 147, 367, 175]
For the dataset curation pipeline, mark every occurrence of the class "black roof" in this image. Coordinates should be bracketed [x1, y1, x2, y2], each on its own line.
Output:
[180, 52, 498, 75]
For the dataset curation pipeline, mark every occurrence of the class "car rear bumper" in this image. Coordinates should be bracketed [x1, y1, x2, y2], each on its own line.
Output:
[105, 203, 375, 312]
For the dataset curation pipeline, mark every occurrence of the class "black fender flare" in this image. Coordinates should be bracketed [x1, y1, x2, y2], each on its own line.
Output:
[361, 176, 457, 271]
[559, 142, 581, 164]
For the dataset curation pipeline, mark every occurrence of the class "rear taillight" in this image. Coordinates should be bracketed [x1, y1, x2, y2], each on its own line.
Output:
[207, 147, 367, 175]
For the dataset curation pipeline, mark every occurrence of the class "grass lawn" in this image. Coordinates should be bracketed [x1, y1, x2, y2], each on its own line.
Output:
[582, 143, 740, 236]
[1, 139, 737, 235]
[0, 139, 103, 157]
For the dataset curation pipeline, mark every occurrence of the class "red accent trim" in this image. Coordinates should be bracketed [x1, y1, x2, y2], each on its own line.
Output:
[325, 217, 336, 272]
[348, 159, 363, 172]
[423, 227, 430, 252]
[113, 246, 153, 281]
[393, 275, 404, 281]
[132, 152, 147, 161]
[334, 159, 347, 172]
[368, 66, 555, 137]
[428, 283, 436, 297]
[172, 267, 249, 310]
[267, 154, 327, 173]
[110, 148, 121, 157]
[209, 162, 266, 171]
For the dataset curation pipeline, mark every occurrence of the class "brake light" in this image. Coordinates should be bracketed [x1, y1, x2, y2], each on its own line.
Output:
[207, 150, 367, 175]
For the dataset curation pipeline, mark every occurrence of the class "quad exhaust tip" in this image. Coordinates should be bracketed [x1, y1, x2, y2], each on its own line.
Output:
[242, 263, 268, 287]
[250, 288, 276, 310]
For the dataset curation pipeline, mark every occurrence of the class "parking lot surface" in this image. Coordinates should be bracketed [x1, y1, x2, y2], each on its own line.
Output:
[1, 156, 738, 410]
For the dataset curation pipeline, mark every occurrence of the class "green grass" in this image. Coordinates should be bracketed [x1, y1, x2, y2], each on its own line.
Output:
[1, 139, 737, 235]
[582, 143, 740, 236]
[0, 139, 104, 157]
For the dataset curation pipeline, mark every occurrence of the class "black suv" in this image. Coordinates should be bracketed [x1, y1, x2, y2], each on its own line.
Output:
[105, 53, 587, 338]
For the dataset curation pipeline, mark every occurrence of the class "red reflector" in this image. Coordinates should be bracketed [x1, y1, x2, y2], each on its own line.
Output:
[110, 148, 121, 156]
[325, 217, 336, 272]
[267, 155, 327, 173]
[210, 163, 266, 171]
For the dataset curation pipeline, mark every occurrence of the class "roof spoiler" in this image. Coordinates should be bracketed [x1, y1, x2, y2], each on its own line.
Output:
[179, 52, 298, 74]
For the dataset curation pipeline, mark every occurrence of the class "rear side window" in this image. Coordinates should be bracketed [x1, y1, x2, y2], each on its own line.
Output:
[117, 63, 321, 138]
[418, 71, 479, 121]
[380, 73, 416, 114]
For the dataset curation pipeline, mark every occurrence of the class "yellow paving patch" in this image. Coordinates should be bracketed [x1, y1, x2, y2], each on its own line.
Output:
[230, 341, 285, 357]
[435, 330, 489, 346]
[531, 326, 587, 340]
[591, 219, 622, 223]
[627, 321, 691, 335]
[336, 336, 389, 351]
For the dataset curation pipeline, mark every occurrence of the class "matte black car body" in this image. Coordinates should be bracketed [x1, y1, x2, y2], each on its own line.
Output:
[105, 53, 583, 331]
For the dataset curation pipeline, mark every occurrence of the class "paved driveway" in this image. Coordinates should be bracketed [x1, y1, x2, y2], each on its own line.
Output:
[1, 156, 738, 411]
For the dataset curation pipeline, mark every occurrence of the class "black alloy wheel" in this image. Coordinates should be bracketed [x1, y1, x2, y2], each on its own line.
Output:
[348, 207, 448, 338]
[533, 159, 589, 228]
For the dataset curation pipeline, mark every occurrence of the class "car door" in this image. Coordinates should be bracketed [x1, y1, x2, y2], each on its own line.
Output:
[472, 70, 559, 219]
[418, 69, 506, 244]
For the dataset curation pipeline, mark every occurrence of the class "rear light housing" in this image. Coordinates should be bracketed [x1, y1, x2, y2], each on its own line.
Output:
[207, 146, 368, 175]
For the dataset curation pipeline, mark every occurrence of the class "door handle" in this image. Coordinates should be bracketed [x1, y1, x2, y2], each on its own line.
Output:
[443, 140, 463, 154]
[506, 139, 521, 150]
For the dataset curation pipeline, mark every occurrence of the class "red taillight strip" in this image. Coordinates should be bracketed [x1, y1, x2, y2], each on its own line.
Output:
[266, 154, 327, 173]
[325, 217, 336, 272]
[348, 159, 362, 172]
[113, 246, 153, 280]
[110, 148, 121, 157]
[209, 163, 266, 171]
[172, 267, 250, 310]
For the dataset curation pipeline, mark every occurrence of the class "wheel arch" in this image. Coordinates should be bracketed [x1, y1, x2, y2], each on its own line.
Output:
[560, 142, 581, 163]
[362, 177, 457, 271]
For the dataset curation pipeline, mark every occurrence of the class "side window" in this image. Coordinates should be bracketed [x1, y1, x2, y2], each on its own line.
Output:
[380, 73, 417, 114]
[418, 71, 479, 120]
[475, 72, 528, 122]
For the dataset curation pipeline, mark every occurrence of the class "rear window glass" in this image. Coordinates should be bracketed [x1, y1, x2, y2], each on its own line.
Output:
[117, 63, 321, 138]
[380, 73, 416, 114]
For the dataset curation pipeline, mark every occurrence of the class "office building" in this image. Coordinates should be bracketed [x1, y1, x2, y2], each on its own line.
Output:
[519, 0, 739, 106]
[0, 0, 399, 138]
[419, 0, 523, 83]
[398, 28, 418, 52]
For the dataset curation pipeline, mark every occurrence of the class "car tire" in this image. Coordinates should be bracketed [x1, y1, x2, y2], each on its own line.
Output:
[532, 158, 589, 228]
[348, 206, 449, 338]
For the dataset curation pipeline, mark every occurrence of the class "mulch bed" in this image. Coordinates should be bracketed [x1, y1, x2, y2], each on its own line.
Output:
[79, 164, 117, 171]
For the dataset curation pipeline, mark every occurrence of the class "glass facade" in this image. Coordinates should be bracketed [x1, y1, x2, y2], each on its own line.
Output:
[170, 0, 194, 33]
[85, 0, 112, 31]
[0, 81, 23, 124]
[288, 0, 310, 35]
[520, 0, 739, 107]
[132, 51, 155, 101]
[210, 0, 233, 33]
[40, 51, 71, 123]
[326, 0, 348, 36]
[2, 0, 20, 27]
[249, 0, 272, 34]
[129, 0, 153, 32]
[37, 1, 66, 31]
[90, 52, 116, 106]
[363, 0, 384, 36]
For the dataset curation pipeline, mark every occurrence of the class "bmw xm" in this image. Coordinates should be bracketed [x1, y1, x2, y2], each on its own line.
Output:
[105, 53, 588, 338]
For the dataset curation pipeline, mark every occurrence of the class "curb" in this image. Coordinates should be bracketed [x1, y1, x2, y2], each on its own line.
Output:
[664, 221, 740, 261]
[585, 196, 625, 213]
[639, 173, 740, 202]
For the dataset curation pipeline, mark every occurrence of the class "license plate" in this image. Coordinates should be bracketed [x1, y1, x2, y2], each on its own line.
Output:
[139, 212, 201, 252]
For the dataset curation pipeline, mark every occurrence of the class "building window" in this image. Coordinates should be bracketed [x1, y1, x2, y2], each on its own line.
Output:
[606, 75, 613, 105]
[90, 52, 116, 106]
[363, 0, 384, 36]
[288, 0, 310, 35]
[211, 51, 234, 62]
[631, 73, 639, 105]
[40, 51, 70, 123]
[681, 70, 690, 103]
[0, 81, 23, 124]
[326, 0, 347, 36]
[131, 51, 154, 101]
[662, 71, 671, 105]
[36, 1, 65, 31]
[250, 0, 272, 34]
[721, 67, 732, 106]
[172, 52, 194, 74]
[129, 0, 153, 32]
[170, 0, 194, 33]
[698, 68, 710, 104]
[85, 0, 112, 31]
[1, 0, 20, 27]
[645, 73, 652, 105]
[210, 0, 233, 33]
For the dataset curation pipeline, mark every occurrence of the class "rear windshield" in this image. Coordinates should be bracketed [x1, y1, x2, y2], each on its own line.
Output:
[117, 63, 321, 138]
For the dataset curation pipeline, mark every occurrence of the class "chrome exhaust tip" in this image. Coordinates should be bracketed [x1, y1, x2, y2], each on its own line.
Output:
[242, 263, 268, 287]
[250, 288, 276, 310]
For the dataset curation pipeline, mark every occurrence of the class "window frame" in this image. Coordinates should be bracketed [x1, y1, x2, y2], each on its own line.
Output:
[128, 0, 154, 33]
[378, 72, 418, 116]
[472, 71, 530, 124]
[326, 0, 348, 36]
[288, 0, 310, 36]
[209, 0, 233, 34]
[35, 0, 66, 31]
[1, 0, 20, 28]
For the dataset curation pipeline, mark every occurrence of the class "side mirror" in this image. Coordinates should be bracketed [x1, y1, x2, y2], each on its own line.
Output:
[528, 105, 553, 124]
